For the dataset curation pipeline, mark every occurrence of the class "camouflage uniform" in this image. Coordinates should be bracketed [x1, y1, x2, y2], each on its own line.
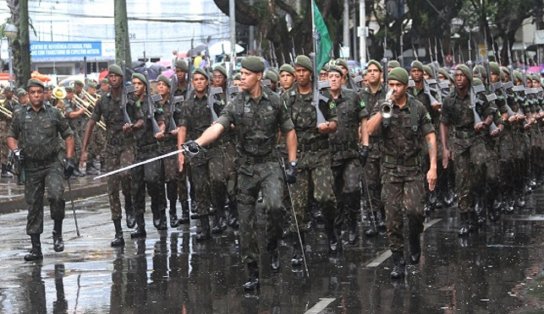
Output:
[0, 99, 18, 171]
[328, 88, 368, 239]
[173, 85, 192, 218]
[63, 99, 84, 167]
[215, 88, 294, 266]
[91, 91, 142, 221]
[8, 105, 73, 235]
[371, 95, 434, 253]
[131, 95, 165, 221]
[441, 85, 498, 224]
[283, 84, 337, 237]
[359, 85, 386, 230]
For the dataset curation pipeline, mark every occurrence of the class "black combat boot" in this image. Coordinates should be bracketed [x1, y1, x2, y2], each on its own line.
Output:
[267, 238, 280, 272]
[178, 200, 190, 224]
[325, 222, 340, 254]
[243, 262, 260, 291]
[408, 231, 421, 265]
[195, 216, 211, 241]
[390, 251, 405, 279]
[211, 207, 227, 234]
[24, 234, 43, 261]
[169, 198, 180, 228]
[125, 195, 135, 229]
[458, 212, 469, 237]
[52, 220, 64, 252]
[156, 208, 167, 230]
[348, 218, 358, 244]
[1, 164, 13, 178]
[111, 219, 125, 247]
[227, 201, 239, 229]
[131, 214, 146, 238]
[364, 211, 378, 237]
[291, 232, 304, 268]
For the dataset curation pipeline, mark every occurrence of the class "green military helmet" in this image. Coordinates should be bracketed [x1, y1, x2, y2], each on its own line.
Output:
[388, 67, 409, 85]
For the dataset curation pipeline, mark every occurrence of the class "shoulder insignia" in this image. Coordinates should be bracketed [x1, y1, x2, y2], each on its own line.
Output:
[329, 100, 336, 109]
[359, 99, 366, 109]
[425, 112, 431, 121]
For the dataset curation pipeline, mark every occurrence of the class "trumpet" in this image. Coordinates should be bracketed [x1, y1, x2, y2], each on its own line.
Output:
[381, 89, 395, 121]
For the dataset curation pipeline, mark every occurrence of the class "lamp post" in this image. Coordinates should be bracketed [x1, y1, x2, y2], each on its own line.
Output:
[4, 23, 17, 87]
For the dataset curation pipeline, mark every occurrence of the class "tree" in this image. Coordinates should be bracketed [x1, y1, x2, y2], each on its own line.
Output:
[213, 0, 342, 65]
[114, 0, 132, 68]
[6, 0, 31, 88]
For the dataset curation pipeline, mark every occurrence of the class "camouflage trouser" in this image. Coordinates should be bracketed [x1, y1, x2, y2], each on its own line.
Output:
[208, 143, 237, 213]
[132, 145, 164, 216]
[189, 157, 211, 217]
[332, 157, 362, 227]
[104, 143, 134, 220]
[291, 155, 337, 233]
[381, 168, 425, 252]
[24, 159, 65, 235]
[0, 120, 9, 165]
[236, 159, 284, 265]
[88, 126, 106, 163]
[363, 157, 384, 214]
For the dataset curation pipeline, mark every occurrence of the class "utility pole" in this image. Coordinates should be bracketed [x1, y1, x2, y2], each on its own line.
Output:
[359, 0, 366, 65]
[343, 0, 350, 58]
[114, 0, 132, 67]
[248, 0, 254, 53]
[229, 0, 236, 71]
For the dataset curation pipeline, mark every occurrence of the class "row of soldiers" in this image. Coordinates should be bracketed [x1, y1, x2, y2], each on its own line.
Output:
[3, 52, 543, 290]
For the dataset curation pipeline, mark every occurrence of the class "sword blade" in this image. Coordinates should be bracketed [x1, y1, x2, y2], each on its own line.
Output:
[93, 148, 184, 180]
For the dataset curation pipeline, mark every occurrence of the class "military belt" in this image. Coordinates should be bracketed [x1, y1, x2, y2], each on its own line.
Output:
[455, 130, 476, 139]
[383, 154, 419, 167]
[330, 142, 358, 152]
[298, 141, 329, 151]
[25, 155, 58, 169]
[241, 154, 276, 164]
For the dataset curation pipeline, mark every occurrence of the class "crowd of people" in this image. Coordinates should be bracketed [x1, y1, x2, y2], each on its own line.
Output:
[1, 52, 543, 291]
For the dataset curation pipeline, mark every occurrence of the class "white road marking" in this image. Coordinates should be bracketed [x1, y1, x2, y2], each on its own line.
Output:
[304, 298, 336, 314]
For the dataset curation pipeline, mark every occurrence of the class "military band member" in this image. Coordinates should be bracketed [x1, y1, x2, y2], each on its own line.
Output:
[367, 67, 437, 279]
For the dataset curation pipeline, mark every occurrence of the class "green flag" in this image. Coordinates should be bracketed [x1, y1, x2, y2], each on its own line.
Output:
[312, 0, 333, 70]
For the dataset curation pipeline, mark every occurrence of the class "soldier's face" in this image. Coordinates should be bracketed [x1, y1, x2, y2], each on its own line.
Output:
[438, 74, 446, 81]
[75, 84, 83, 93]
[423, 72, 430, 80]
[108, 74, 122, 89]
[66, 92, 74, 100]
[527, 80, 533, 88]
[156, 81, 170, 97]
[533, 80, 540, 88]
[328, 71, 342, 92]
[212, 71, 225, 87]
[410, 68, 423, 82]
[295, 66, 312, 87]
[28, 87, 44, 106]
[387, 80, 407, 101]
[239, 69, 262, 92]
[87, 87, 97, 95]
[366, 64, 382, 85]
[319, 70, 328, 81]
[193, 73, 209, 93]
[454, 70, 469, 90]
[101, 82, 110, 92]
[132, 78, 146, 97]
[176, 69, 186, 82]
[280, 72, 294, 90]
[490, 73, 500, 83]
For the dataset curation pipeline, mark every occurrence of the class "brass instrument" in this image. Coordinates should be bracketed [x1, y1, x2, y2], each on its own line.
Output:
[72, 94, 106, 130]
[82, 89, 100, 105]
[0, 99, 12, 118]
[52, 86, 67, 100]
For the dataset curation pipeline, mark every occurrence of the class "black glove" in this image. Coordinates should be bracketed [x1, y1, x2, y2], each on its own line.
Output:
[183, 140, 202, 157]
[285, 160, 297, 184]
[358, 145, 369, 167]
[11, 149, 23, 163]
[63, 158, 76, 179]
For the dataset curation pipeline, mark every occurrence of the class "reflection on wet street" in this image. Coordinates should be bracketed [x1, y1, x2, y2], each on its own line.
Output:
[1, 187, 544, 313]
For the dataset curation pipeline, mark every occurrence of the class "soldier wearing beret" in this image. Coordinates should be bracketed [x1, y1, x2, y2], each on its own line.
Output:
[7, 79, 76, 261]
[180, 56, 298, 291]
[153, 74, 181, 230]
[284, 54, 339, 261]
[17, 88, 29, 107]
[99, 78, 110, 97]
[367, 67, 437, 279]
[440, 65, 500, 238]
[80, 64, 144, 247]
[279, 63, 296, 94]
[359, 59, 387, 235]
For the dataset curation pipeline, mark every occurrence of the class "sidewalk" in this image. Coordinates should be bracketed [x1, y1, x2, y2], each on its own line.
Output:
[0, 174, 107, 213]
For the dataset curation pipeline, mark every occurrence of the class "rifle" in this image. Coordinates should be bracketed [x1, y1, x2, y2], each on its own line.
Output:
[309, 53, 328, 125]
[471, 83, 498, 134]
[144, 78, 162, 135]
[122, 84, 136, 125]
[207, 86, 223, 122]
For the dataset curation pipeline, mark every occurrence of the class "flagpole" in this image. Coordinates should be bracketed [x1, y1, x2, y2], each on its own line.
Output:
[311, 0, 319, 87]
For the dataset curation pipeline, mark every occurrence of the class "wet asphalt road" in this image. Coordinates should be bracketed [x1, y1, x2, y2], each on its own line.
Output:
[1, 181, 544, 313]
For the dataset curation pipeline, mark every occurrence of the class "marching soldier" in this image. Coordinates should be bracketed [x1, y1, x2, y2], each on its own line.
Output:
[359, 59, 387, 236]
[130, 73, 165, 238]
[279, 64, 296, 94]
[1, 87, 17, 177]
[180, 56, 297, 291]
[283, 55, 338, 261]
[366, 67, 437, 279]
[7, 79, 76, 261]
[80, 64, 144, 247]
[64, 86, 86, 177]
[327, 64, 369, 245]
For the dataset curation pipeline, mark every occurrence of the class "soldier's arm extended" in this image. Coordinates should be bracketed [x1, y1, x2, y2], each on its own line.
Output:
[195, 123, 225, 147]
[284, 129, 297, 162]
[439, 122, 450, 169]
[177, 125, 188, 172]
[366, 110, 383, 136]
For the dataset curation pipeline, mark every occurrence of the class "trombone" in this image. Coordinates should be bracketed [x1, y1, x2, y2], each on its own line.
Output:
[82, 89, 100, 105]
[0, 99, 12, 119]
[72, 94, 106, 130]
